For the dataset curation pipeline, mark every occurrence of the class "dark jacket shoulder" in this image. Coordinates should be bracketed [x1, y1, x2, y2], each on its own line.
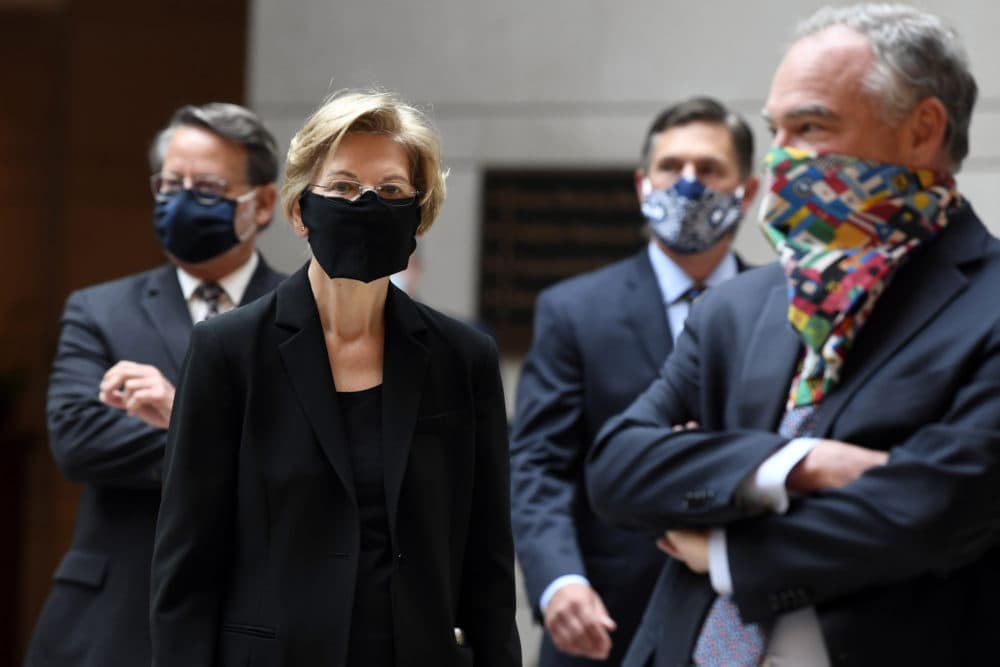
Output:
[537, 251, 648, 310]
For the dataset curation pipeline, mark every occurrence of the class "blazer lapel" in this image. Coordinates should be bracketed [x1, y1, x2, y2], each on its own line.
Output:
[623, 252, 673, 369]
[736, 277, 801, 431]
[811, 211, 983, 436]
[140, 265, 194, 374]
[275, 267, 356, 501]
[381, 285, 429, 547]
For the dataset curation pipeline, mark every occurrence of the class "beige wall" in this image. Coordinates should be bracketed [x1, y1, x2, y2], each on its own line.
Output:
[249, 0, 1000, 319]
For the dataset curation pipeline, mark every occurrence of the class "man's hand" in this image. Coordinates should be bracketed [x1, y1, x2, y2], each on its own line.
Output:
[99, 361, 175, 429]
[657, 529, 709, 574]
[787, 439, 889, 494]
[544, 582, 617, 660]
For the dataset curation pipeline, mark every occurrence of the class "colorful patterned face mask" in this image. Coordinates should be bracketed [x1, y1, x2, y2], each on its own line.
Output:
[759, 146, 959, 407]
[641, 177, 745, 254]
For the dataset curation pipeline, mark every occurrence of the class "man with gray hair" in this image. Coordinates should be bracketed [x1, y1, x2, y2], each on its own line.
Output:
[25, 103, 285, 667]
[587, 4, 1000, 666]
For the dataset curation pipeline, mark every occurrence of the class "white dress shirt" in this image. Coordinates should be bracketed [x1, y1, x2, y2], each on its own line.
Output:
[175, 252, 259, 324]
[646, 241, 738, 343]
[708, 437, 832, 666]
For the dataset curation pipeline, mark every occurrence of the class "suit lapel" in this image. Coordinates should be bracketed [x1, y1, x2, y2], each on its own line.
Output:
[381, 285, 429, 547]
[737, 278, 801, 430]
[275, 267, 356, 501]
[623, 252, 673, 369]
[239, 255, 285, 305]
[140, 265, 194, 374]
[811, 211, 983, 436]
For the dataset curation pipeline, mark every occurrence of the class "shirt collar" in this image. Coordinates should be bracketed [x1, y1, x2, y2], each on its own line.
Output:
[646, 240, 737, 304]
[176, 251, 259, 305]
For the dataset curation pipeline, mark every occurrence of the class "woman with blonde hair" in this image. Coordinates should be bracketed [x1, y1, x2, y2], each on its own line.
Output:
[150, 90, 521, 667]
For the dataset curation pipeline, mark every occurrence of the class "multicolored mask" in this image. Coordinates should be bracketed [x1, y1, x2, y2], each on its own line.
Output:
[641, 177, 745, 254]
[759, 146, 959, 407]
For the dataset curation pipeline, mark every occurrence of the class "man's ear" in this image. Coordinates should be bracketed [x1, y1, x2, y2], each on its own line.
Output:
[739, 175, 760, 214]
[634, 168, 647, 205]
[904, 96, 949, 169]
[255, 183, 279, 227]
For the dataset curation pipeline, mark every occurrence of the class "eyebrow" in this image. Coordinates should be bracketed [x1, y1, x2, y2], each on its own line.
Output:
[320, 169, 411, 183]
[655, 155, 726, 169]
[321, 169, 358, 181]
[761, 104, 838, 125]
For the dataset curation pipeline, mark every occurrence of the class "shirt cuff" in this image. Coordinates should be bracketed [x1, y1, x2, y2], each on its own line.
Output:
[707, 529, 732, 594]
[736, 437, 821, 514]
[540, 574, 590, 612]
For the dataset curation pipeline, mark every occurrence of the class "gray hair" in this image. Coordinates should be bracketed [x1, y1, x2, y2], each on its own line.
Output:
[797, 3, 977, 171]
[148, 103, 279, 185]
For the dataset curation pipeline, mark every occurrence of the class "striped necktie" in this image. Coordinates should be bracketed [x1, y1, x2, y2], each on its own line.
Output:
[194, 282, 225, 321]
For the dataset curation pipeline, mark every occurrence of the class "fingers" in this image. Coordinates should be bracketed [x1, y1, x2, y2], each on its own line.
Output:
[544, 584, 615, 659]
[99, 361, 165, 397]
[788, 439, 890, 493]
[658, 530, 710, 573]
[591, 595, 618, 632]
[656, 533, 680, 558]
[98, 362, 174, 428]
[671, 420, 700, 432]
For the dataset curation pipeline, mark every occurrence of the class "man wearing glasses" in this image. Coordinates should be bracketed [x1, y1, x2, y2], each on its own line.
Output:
[25, 103, 285, 667]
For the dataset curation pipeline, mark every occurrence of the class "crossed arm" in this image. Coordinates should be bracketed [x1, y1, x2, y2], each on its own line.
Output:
[586, 308, 1000, 621]
[47, 291, 178, 487]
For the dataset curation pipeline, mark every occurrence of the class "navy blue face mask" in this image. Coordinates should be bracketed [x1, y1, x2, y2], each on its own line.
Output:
[299, 190, 420, 283]
[153, 189, 256, 263]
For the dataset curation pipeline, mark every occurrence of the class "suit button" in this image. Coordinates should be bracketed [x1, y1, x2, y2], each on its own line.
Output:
[683, 490, 715, 509]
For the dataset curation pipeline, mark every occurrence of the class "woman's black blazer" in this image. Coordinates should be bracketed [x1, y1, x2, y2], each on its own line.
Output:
[150, 266, 521, 667]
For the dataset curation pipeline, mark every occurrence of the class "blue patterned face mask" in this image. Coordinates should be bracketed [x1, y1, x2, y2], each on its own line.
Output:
[641, 177, 744, 254]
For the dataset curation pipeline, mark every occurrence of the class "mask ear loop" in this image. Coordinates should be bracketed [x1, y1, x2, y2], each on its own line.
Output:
[234, 187, 259, 242]
[641, 177, 652, 198]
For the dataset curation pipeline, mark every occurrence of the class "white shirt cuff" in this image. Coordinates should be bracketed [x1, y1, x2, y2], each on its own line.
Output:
[736, 437, 821, 514]
[708, 529, 732, 594]
[540, 574, 590, 612]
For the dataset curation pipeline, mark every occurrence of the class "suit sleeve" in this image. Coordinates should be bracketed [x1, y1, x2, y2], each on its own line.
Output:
[509, 289, 593, 611]
[585, 300, 789, 534]
[46, 290, 166, 487]
[726, 322, 1000, 622]
[150, 322, 239, 666]
[459, 336, 522, 667]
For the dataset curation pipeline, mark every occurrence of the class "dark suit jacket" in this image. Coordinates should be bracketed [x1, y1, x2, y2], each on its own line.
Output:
[511, 249, 745, 667]
[587, 204, 1000, 667]
[25, 258, 284, 667]
[149, 266, 521, 667]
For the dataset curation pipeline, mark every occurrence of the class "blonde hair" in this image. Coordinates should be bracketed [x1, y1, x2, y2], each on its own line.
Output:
[281, 89, 447, 232]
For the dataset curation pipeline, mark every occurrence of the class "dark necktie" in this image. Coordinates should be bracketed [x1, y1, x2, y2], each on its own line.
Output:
[677, 283, 708, 305]
[691, 403, 818, 666]
[194, 282, 225, 321]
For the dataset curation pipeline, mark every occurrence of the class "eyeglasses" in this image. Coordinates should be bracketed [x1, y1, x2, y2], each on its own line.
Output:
[150, 172, 248, 206]
[308, 179, 420, 206]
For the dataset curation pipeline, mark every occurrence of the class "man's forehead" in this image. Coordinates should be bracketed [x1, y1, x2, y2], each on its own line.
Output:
[765, 27, 873, 118]
[651, 121, 737, 160]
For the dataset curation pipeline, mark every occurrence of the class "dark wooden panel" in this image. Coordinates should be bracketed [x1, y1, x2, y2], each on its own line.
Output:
[2, 1, 249, 663]
[479, 169, 645, 355]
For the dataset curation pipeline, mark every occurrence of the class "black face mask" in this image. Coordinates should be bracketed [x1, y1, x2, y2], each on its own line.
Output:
[153, 189, 253, 263]
[299, 190, 420, 283]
